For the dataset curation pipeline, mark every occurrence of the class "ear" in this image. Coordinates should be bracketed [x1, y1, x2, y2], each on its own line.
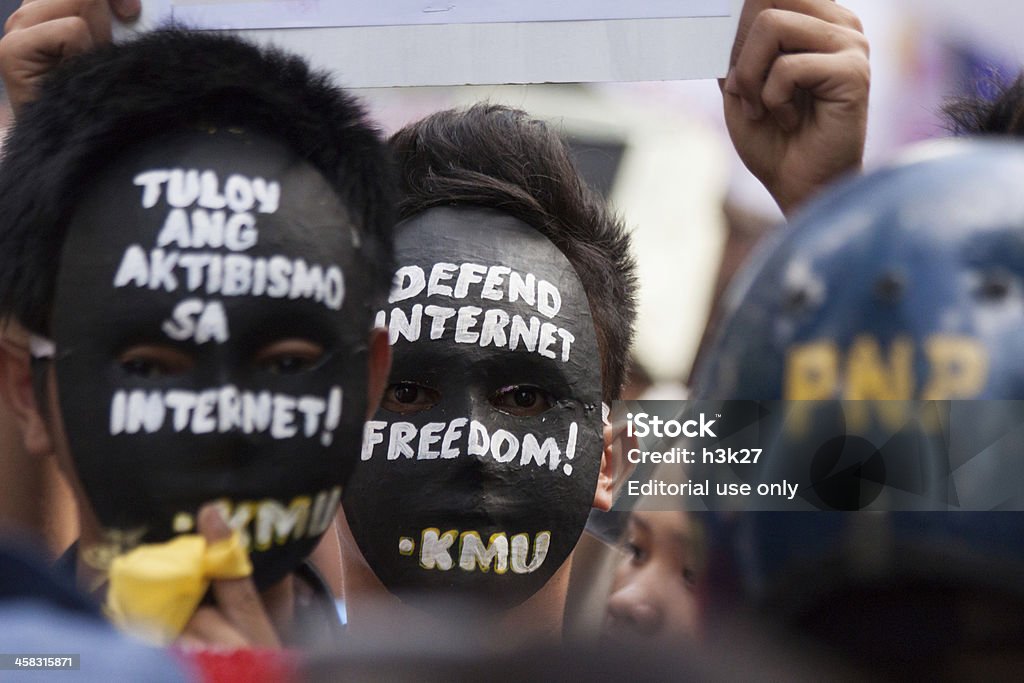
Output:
[364, 327, 392, 419]
[0, 328, 53, 457]
[592, 418, 639, 512]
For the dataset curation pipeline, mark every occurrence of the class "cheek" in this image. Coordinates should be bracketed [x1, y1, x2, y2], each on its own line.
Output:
[46, 374, 96, 515]
[664, 581, 702, 636]
[46, 373, 72, 458]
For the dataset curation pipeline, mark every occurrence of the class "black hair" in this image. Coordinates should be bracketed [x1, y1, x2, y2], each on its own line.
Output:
[944, 74, 1024, 137]
[0, 28, 396, 335]
[389, 103, 637, 402]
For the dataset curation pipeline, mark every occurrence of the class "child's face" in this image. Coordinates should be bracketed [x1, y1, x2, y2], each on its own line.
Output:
[47, 129, 375, 587]
[343, 206, 604, 608]
[604, 511, 703, 643]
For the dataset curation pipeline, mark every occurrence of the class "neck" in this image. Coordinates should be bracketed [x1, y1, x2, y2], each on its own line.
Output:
[335, 510, 569, 648]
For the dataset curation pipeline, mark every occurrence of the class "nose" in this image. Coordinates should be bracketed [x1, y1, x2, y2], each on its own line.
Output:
[606, 574, 664, 636]
[457, 399, 510, 480]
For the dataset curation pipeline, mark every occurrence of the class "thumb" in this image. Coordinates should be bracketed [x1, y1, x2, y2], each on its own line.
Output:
[109, 0, 142, 22]
[197, 504, 280, 647]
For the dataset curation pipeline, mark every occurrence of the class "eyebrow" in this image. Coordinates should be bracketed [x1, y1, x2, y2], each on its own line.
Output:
[628, 514, 650, 535]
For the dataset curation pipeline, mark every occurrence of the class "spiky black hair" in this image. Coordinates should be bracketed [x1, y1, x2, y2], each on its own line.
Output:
[0, 28, 395, 335]
[944, 74, 1024, 137]
[389, 104, 637, 401]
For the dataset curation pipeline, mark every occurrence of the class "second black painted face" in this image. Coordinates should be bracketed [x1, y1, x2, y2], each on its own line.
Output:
[50, 129, 374, 588]
[343, 206, 604, 609]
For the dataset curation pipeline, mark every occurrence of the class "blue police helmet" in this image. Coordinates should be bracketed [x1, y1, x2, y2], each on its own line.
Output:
[692, 139, 1024, 402]
[691, 141, 1024, 675]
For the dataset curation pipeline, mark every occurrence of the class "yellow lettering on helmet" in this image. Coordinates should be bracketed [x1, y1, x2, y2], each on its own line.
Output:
[784, 342, 838, 434]
[921, 335, 989, 399]
[845, 335, 913, 399]
[784, 342, 839, 400]
[845, 336, 913, 431]
[782, 335, 989, 436]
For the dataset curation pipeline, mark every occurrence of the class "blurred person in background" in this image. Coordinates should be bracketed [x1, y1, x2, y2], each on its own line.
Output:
[603, 509, 706, 644]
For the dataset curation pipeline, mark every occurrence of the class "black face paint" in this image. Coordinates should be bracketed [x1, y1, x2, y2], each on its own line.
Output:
[343, 207, 604, 609]
[50, 129, 373, 589]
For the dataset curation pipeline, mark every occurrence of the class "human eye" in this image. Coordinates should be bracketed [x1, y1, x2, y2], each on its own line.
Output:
[622, 518, 651, 566]
[119, 345, 193, 378]
[624, 535, 650, 566]
[254, 339, 325, 375]
[382, 382, 440, 414]
[490, 384, 554, 417]
[627, 541, 647, 564]
[682, 565, 698, 590]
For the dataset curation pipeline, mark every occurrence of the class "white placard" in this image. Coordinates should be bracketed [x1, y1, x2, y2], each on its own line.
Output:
[120, 0, 742, 86]
[171, 0, 730, 29]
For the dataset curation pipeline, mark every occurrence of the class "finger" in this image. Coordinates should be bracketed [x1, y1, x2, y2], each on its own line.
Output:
[198, 505, 281, 648]
[730, 0, 863, 68]
[5, 0, 112, 45]
[763, 89, 802, 135]
[174, 633, 209, 650]
[763, 0, 862, 32]
[108, 0, 140, 21]
[1, 13, 94, 59]
[761, 51, 870, 130]
[7, 0, 94, 29]
[181, 606, 250, 649]
[726, 11, 867, 117]
[0, 16, 95, 113]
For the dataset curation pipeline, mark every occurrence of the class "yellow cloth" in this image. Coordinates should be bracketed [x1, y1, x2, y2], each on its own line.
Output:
[105, 532, 252, 644]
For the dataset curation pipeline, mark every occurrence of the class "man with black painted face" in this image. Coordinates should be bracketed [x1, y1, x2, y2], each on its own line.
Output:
[0, 30, 394, 647]
[350, 206, 609, 608]
[334, 105, 632, 642]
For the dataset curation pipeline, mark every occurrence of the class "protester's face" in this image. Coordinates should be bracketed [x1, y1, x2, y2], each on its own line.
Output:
[48, 129, 373, 587]
[343, 206, 604, 608]
[604, 511, 703, 642]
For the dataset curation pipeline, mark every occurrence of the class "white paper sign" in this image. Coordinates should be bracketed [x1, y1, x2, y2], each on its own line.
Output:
[120, 0, 742, 86]
[171, 0, 729, 30]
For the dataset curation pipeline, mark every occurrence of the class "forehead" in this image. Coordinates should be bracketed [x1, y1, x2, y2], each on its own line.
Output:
[394, 206, 591, 304]
[383, 206, 602, 396]
[61, 128, 355, 262]
[52, 129, 367, 342]
[631, 510, 693, 539]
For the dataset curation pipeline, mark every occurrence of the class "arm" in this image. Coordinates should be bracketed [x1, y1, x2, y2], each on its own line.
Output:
[0, 0, 140, 116]
[722, 0, 870, 217]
